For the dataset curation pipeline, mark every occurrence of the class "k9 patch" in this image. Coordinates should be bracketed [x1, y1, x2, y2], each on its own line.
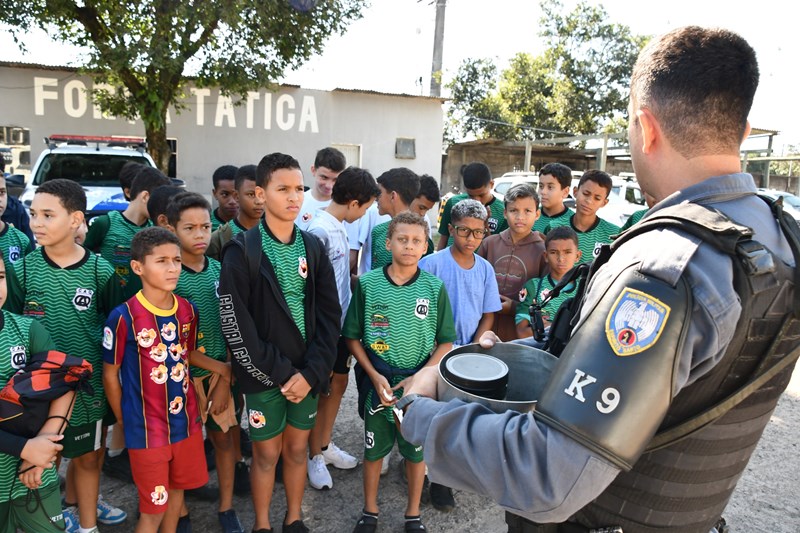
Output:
[605, 288, 670, 356]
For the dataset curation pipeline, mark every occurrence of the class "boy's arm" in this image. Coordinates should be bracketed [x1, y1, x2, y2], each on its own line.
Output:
[83, 214, 110, 252]
[430, 284, 456, 365]
[98, 260, 126, 313]
[188, 349, 232, 381]
[297, 238, 341, 393]
[6, 261, 25, 314]
[103, 363, 123, 427]
[102, 308, 127, 425]
[218, 241, 296, 388]
[473, 312, 496, 344]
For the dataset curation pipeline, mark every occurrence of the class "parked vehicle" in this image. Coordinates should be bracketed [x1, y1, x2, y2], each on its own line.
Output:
[492, 172, 538, 199]
[757, 188, 800, 223]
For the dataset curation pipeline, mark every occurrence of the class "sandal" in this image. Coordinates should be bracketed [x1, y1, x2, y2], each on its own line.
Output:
[353, 511, 378, 533]
[405, 515, 426, 532]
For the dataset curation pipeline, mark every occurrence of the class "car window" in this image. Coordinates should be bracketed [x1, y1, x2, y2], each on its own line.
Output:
[495, 182, 512, 196]
[33, 153, 151, 186]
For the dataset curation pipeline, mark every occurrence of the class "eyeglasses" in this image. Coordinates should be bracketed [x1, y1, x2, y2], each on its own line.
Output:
[452, 225, 487, 239]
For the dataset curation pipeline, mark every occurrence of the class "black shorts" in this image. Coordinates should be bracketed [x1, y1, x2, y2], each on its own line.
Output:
[332, 336, 353, 375]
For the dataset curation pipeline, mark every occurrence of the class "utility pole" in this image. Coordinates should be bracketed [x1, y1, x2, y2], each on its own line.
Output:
[430, 0, 447, 97]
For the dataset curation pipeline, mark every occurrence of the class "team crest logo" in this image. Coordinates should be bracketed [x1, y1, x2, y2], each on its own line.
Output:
[169, 396, 184, 414]
[519, 287, 528, 302]
[414, 298, 430, 320]
[72, 288, 94, 311]
[302, 212, 312, 222]
[137, 328, 157, 348]
[151, 485, 168, 506]
[161, 322, 177, 341]
[369, 340, 390, 354]
[371, 314, 389, 328]
[298, 257, 308, 279]
[593, 241, 605, 258]
[181, 323, 191, 337]
[150, 364, 168, 385]
[102, 326, 113, 350]
[214, 280, 220, 298]
[540, 289, 551, 301]
[9, 345, 26, 370]
[170, 362, 186, 382]
[7, 246, 21, 263]
[605, 288, 671, 356]
[249, 409, 266, 429]
[487, 217, 498, 233]
[149, 343, 168, 363]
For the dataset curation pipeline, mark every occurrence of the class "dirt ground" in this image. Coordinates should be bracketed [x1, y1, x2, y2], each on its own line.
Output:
[85, 366, 800, 533]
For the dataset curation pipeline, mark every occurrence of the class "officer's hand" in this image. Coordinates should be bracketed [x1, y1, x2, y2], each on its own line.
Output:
[402, 366, 439, 399]
[478, 330, 502, 349]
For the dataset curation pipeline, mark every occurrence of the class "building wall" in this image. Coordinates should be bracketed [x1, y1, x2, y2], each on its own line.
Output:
[0, 65, 443, 193]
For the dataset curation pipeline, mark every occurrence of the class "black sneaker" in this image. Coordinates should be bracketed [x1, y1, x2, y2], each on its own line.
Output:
[103, 449, 133, 484]
[282, 520, 309, 533]
[176, 514, 192, 533]
[218, 509, 245, 533]
[184, 483, 218, 502]
[430, 482, 455, 512]
[234, 461, 251, 496]
[352, 513, 378, 533]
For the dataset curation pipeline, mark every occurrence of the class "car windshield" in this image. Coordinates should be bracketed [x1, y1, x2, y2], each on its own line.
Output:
[495, 180, 536, 196]
[33, 153, 151, 186]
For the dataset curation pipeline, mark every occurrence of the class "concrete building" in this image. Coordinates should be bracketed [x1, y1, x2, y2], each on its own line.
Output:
[0, 62, 444, 192]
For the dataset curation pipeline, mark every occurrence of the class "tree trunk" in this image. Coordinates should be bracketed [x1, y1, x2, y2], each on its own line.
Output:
[145, 124, 171, 175]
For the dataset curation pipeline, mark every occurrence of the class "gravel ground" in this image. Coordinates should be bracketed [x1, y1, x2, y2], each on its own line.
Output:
[81, 365, 800, 533]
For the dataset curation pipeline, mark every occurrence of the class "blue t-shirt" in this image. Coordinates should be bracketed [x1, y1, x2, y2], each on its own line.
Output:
[419, 248, 502, 346]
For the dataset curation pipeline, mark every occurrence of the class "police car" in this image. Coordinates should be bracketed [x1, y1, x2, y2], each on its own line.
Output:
[20, 134, 156, 220]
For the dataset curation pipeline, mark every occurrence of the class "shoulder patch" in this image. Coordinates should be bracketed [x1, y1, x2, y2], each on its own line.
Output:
[102, 326, 113, 350]
[605, 288, 670, 356]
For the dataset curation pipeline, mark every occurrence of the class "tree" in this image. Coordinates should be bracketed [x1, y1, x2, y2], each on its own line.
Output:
[444, 0, 646, 144]
[2, 1, 365, 171]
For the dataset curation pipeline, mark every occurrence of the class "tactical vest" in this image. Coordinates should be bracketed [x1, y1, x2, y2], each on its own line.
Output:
[570, 201, 800, 532]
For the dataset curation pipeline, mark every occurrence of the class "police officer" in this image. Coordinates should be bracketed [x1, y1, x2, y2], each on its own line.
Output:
[395, 26, 800, 533]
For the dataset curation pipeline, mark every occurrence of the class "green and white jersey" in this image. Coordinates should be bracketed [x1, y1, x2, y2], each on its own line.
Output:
[547, 214, 620, 263]
[84, 210, 152, 300]
[174, 257, 225, 378]
[535, 206, 573, 234]
[439, 193, 508, 247]
[229, 218, 248, 238]
[0, 223, 33, 266]
[6, 249, 121, 425]
[619, 208, 648, 232]
[260, 223, 307, 340]
[0, 311, 57, 502]
[370, 221, 392, 270]
[210, 208, 227, 232]
[515, 274, 578, 325]
[343, 267, 456, 374]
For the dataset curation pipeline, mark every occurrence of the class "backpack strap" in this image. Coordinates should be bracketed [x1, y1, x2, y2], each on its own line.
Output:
[243, 226, 262, 287]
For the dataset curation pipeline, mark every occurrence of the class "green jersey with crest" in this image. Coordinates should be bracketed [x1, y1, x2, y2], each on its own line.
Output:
[619, 208, 648, 232]
[438, 193, 507, 247]
[370, 221, 392, 271]
[0, 223, 33, 267]
[260, 223, 307, 341]
[0, 311, 57, 502]
[6, 249, 121, 425]
[515, 274, 579, 325]
[546, 214, 620, 264]
[174, 257, 225, 378]
[84, 210, 152, 300]
[535, 206, 573, 234]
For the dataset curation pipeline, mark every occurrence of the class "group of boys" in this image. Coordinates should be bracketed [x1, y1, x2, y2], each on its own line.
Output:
[0, 137, 630, 533]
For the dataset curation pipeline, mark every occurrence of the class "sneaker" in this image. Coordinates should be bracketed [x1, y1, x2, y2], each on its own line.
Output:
[102, 448, 133, 483]
[282, 520, 309, 533]
[234, 460, 251, 496]
[307, 454, 333, 490]
[177, 514, 192, 533]
[352, 512, 378, 533]
[404, 515, 426, 532]
[63, 506, 79, 533]
[321, 441, 358, 470]
[429, 482, 456, 512]
[97, 494, 127, 525]
[218, 509, 245, 533]
[380, 453, 390, 476]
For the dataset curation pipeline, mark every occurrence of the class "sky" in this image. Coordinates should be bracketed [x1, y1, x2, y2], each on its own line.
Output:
[2, 0, 798, 151]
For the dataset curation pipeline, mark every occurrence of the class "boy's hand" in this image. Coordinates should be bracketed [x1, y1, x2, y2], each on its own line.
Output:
[371, 375, 396, 406]
[281, 373, 311, 403]
[20, 434, 62, 469]
[18, 461, 45, 489]
[209, 380, 230, 416]
[220, 362, 232, 382]
[401, 366, 439, 399]
[479, 330, 502, 348]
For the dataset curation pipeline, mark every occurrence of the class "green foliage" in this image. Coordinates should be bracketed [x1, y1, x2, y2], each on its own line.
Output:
[2, 0, 366, 170]
[770, 145, 800, 177]
[445, 0, 647, 144]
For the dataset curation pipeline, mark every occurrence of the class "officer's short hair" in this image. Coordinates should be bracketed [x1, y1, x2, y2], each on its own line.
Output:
[631, 26, 758, 158]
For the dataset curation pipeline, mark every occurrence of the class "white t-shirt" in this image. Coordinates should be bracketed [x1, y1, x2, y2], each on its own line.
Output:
[306, 209, 351, 326]
[296, 194, 331, 230]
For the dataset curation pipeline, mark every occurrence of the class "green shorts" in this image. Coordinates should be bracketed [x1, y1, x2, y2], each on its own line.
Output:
[62, 418, 105, 459]
[363, 391, 423, 463]
[0, 481, 65, 533]
[245, 387, 318, 441]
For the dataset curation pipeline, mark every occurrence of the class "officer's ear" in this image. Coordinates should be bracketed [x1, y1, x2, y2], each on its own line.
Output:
[741, 120, 752, 145]
[635, 107, 659, 155]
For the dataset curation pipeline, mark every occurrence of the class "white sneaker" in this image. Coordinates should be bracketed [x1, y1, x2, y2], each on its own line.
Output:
[380, 453, 390, 476]
[307, 454, 333, 490]
[321, 441, 358, 470]
[96, 494, 127, 525]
